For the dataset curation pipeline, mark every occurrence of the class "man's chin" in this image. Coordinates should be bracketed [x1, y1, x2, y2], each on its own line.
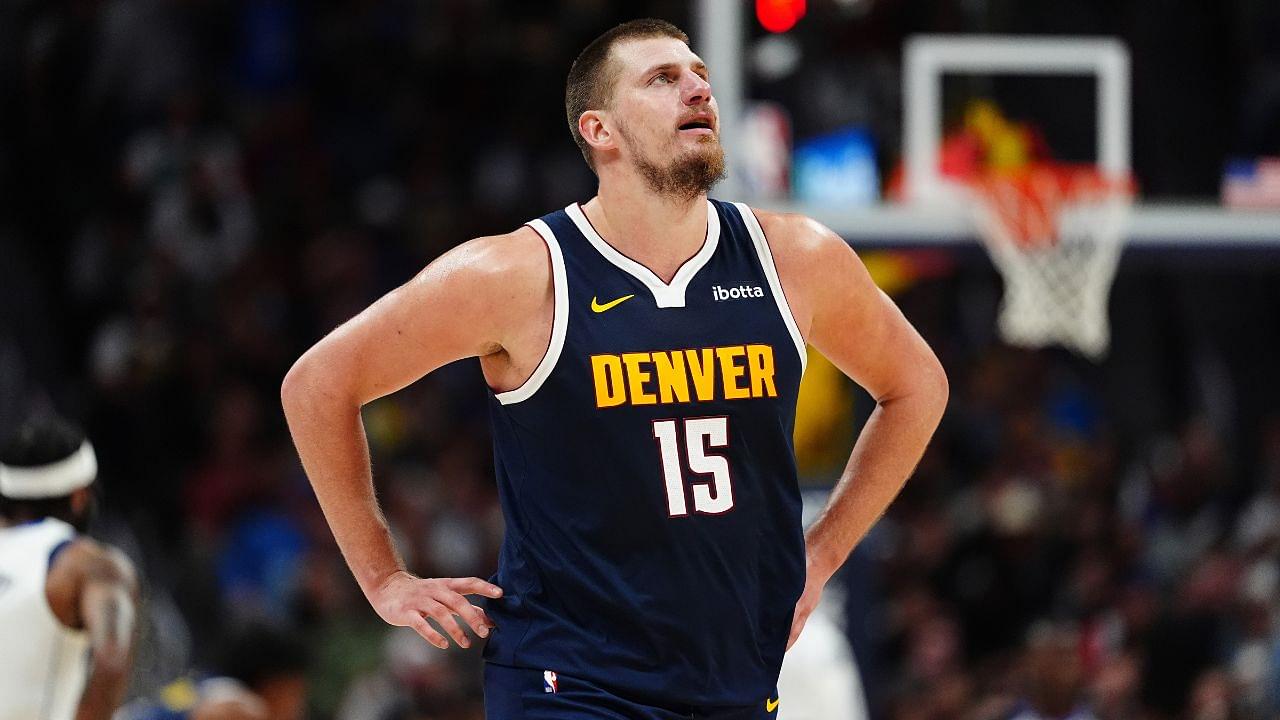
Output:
[670, 151, 726, 198]
[676, 138, 724, 169]
[630, 140, 726, 200]
[690, 144, 726, 178]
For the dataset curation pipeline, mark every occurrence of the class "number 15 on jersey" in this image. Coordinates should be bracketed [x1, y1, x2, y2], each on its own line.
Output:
[652, 417, 735, 516]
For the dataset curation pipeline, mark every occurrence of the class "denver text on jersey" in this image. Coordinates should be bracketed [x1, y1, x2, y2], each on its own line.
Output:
[591, 344, 778, 407]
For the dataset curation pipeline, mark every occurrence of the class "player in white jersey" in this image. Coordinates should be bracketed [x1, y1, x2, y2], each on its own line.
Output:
[0, 414, 139, 720]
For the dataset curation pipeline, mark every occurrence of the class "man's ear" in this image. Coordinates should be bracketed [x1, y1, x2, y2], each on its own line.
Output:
[579, 110, 616, 156]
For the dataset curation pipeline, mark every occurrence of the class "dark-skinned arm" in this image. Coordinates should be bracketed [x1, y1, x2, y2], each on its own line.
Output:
[47, 539, 140, 720]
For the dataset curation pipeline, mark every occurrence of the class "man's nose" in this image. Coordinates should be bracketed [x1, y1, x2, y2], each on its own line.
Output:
[681, 71, 712, 106]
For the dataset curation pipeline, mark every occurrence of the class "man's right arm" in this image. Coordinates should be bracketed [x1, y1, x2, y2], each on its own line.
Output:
[44, 539, 139, 720]
[280, 227, 549, 649]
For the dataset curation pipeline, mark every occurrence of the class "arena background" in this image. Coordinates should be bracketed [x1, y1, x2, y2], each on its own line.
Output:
[2, 0, 1280, 718]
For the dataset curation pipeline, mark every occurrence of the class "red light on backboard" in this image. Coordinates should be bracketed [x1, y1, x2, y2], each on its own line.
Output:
[757, 0, 806, 33]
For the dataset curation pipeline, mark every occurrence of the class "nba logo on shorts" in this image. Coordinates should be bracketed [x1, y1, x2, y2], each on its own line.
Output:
[543, 670, 558, 694]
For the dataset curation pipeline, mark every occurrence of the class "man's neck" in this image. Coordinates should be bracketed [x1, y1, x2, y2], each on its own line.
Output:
[583, 173, 709, 284]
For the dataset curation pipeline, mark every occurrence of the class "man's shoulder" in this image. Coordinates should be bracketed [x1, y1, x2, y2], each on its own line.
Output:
[738, 205, 846, 256]
[732, 205, 857, 288]
[49, 536, 138, 594]
[43, 535, 137, 629]
[432, 225, 550, 288]
[729, 204, 866, 340]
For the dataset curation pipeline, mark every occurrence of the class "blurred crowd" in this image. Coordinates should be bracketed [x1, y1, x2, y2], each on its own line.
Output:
[855, 336, 1280, 719]
[1, 1, 1279, 719]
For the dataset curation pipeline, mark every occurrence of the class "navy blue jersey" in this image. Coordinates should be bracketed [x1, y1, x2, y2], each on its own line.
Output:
[482, 199, 808, 708]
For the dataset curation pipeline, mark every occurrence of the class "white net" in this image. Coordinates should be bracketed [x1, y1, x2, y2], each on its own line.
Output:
[970, 173, 1132, 360]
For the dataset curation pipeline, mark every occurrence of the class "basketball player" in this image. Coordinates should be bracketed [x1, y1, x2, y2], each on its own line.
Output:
[282, 18, 948, 719]
[114, 624, 307, 720]
[0, 414, 140, 720]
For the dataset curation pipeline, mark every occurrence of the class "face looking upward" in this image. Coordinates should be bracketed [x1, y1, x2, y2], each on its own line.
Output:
[583, 36, 726, 200]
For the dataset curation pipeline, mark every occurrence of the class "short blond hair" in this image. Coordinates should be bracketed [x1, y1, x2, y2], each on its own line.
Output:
[565, 19, 689, 172]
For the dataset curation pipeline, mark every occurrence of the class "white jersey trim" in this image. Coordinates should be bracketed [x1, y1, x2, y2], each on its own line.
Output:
[495, 219, 569, 405]
[732, 202, 808, 373]
[565, 200, 720, 309]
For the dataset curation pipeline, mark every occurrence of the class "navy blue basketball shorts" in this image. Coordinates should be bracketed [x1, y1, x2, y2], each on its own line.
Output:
[484, 663, 781, 720]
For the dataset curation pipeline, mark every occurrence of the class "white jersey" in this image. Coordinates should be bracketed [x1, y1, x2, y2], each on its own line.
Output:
[0, 518, 91, 720]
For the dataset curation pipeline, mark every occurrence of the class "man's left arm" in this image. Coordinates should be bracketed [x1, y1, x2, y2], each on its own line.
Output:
[758, 211, 949, 648]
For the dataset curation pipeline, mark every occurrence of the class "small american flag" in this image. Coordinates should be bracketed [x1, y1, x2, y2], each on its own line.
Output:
[1223, 157, 1280, 208]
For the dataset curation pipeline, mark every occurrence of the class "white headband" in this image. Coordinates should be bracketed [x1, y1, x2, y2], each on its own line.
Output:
[0, 441, 97, 499]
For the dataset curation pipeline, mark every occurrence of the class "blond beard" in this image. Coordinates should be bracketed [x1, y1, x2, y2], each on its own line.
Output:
[618, 124, 726, 201]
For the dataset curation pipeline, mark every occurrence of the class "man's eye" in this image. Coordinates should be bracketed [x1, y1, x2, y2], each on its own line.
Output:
[652, 74, 672, 84]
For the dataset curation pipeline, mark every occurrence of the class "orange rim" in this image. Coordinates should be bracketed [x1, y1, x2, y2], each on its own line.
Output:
[969, 164, 1135, 248]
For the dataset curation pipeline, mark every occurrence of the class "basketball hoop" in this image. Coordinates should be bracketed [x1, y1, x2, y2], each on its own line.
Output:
[968, 164, 1134, 360]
